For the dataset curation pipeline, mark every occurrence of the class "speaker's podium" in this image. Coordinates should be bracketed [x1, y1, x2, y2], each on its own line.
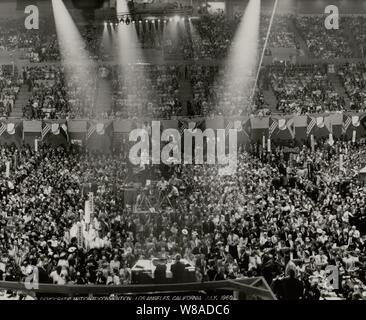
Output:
[131, 258, 195, 284]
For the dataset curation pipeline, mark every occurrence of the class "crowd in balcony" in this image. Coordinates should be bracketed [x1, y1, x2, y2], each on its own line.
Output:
[338, 63, 366, 112]
[22, 65, 97, 119]
[269, 64, 346, 114]
[0, 67, 21, 117]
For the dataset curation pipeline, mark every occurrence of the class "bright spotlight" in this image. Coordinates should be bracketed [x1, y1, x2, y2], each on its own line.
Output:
[51, 0, 95, 114]
[219, 0, 261, 113]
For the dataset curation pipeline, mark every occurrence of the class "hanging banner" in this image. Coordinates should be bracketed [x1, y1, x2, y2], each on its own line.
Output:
[5, 161, 10, 178]
[340, 154, 344, 172]
[328, 133, 334, 146]
[88, 192, 94, 222]
[76, 222, 83, 248]
[84, 200, 91, 224]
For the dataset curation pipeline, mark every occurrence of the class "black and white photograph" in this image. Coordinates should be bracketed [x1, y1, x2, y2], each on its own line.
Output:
[0, 0, 365, 312]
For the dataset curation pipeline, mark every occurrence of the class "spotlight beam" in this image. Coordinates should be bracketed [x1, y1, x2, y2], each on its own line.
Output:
[52, 0, 96, 114]
[219, 0, 261, 115]
[250, 0, 279, 104]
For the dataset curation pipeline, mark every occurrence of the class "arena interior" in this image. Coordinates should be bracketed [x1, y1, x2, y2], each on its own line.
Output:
[0, 0, 366, 301]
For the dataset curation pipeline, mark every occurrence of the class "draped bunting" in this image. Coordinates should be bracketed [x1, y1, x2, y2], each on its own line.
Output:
[205, 116, 225, 130]
[113, 119, 135, 133]
[11, 114, 366, 134]
[1, 113, 365, 147]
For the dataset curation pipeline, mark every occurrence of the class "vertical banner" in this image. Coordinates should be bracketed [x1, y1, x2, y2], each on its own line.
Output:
[267, 138, 271, 152]
[88, 192, 94, 222]
[5, 161, 10, 178]
[339, 154, 343, 172]
[262, 135, 266, 149]
[13, 153, 17, 170]
[352, 130, 356, 143]
[311, 134, 315, 152]
[76, 222, 83, 248]
[35, 139, 38, 152]
[289, 153, 293, 168]
[84, 200, 91, 224]
[328, 133, 334, 146]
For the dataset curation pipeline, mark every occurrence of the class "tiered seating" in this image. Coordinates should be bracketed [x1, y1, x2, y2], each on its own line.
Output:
[111, 64, 181, 119]
[269, 64, 345, 114]
[338, 63, 366, 111]
[296, 16, 354, 59]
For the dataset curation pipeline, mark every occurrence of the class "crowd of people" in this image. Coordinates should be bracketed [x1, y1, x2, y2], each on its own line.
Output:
[189, 64, 267, 117]
[111, 64, 183, 119]
[22, 65, 97, 119]
[338, 63, 366, 112]
[7, 60, 366, 120]
[189, 14, 238, 60]
[0, 136, 365, 300]
[1, 8, 366, 301]
[0, 66, 21, 117]
[269, 64, 346, 114]
[264, 15, 298, 49]
[347, 16, 366, 58]
[296, 16, 355, 59]
[0, 18, 60, 63]
[3, 14, 366, 63]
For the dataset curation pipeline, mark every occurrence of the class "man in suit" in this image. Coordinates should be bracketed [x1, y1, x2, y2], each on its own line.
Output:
[282, 269, 304, 300]
[154, 263, 167, 284]
[170, 255, 186, 283]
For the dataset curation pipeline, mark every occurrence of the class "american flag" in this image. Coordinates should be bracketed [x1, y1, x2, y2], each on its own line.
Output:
[86, 123, 96, 140]
[269, 119, 278, 137]
[225, 121, 234, 137]
[41, 122, 51, 140]
[342, 114, 351, 134]
[179, 120, 188, 136]
[61, 123, 69, 141]
[307, 117, 316, 136]
[286, 118, 295, 139]
[242, 119, 251, 138]
[0, 122, 6, 136]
